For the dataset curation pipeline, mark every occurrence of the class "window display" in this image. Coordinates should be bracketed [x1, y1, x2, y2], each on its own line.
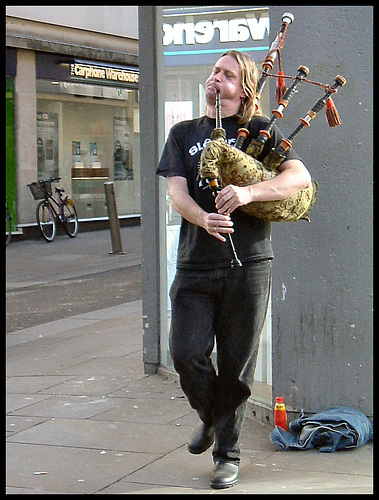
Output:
[36, 80, 140, 219]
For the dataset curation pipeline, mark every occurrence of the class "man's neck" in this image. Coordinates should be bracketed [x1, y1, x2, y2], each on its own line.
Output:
[206, 104, 239, 119]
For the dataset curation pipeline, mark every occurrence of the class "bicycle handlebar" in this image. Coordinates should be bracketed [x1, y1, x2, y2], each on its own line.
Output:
[37, 177, 61, 184]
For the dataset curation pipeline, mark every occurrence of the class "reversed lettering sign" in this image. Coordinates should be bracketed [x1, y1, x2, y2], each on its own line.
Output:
[163, 17, 269, 46]
[162, 7, 270, 66]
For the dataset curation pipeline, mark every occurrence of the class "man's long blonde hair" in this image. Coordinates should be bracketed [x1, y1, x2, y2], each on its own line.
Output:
[221, 50, 261, 124]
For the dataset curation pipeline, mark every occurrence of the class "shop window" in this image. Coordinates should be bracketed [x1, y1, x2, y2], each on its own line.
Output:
[36, 80, 140, 219]
[158, 7, 272, 402]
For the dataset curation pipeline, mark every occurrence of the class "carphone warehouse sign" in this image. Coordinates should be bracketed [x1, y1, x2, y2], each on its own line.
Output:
[162, 6, 270, 65]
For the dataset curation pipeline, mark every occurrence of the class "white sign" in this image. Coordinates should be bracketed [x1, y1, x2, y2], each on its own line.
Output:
[163, 16, 270, 47]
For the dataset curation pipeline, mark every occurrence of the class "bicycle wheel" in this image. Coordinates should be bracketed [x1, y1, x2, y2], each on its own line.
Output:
[62, 202, 78, 238]
[6, 208, 11, 246]
[36, 200, 56, 242]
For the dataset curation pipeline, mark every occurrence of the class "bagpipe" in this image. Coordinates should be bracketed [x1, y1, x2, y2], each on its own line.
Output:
[200, 12, 346, 223]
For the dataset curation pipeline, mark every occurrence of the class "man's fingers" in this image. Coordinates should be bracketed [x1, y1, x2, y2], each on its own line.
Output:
[206, 213, 234, 241]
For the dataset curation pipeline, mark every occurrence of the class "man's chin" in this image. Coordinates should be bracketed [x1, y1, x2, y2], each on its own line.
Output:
[205, 90, 217, 107]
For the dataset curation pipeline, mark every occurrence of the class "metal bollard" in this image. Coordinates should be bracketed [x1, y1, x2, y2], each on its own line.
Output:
[104, 182, 124, 254]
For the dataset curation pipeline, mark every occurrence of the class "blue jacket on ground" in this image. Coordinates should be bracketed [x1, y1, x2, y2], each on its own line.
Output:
[270, 406, 372, 453]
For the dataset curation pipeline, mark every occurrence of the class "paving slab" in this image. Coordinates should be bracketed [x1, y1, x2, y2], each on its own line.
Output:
[6, 253, 373, 495]
[7, 417, 188, 455]
[6, 442, 160, 494]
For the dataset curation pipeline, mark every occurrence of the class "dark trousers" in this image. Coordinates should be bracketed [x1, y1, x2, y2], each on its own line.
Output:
[169, 260, 272, 463]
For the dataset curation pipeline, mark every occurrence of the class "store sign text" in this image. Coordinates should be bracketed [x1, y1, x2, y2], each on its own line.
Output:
[163, 16, 269, 46]
[70, 63, 139, 84]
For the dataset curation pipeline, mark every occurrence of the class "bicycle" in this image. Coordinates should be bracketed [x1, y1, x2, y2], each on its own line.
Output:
[6, 202, 11, 246]
[28, 177, 78, 242]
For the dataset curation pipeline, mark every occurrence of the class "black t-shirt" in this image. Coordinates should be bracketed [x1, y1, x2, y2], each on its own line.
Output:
[157, 115, 301, 270]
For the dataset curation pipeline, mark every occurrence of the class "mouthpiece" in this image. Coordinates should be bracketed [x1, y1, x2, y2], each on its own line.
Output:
[282, 12, 294, 25]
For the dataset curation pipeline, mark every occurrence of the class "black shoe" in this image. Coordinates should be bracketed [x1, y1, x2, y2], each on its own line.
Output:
[187, 423, 214, 455]
[210, 460, 239, 489]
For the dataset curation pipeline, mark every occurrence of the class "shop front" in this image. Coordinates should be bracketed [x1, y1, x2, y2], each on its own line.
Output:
[35, 53, 140, 220]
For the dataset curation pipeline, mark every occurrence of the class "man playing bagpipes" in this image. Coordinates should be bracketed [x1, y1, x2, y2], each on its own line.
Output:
[156, 15, 345, 488]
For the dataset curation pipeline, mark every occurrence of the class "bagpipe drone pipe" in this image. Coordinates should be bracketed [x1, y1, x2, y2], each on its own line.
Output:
[200, 13, 346, 223]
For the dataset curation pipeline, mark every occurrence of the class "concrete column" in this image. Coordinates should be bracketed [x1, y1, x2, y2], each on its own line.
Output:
[138, 6, 162, 374]
[269, 6, 373, 417]
[14, 49, 37, 224]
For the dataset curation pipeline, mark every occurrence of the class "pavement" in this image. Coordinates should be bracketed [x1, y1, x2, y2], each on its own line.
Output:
[6, 227, 373, 494]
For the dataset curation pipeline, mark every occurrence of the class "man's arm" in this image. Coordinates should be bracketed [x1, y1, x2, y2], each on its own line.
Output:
[167, 176, 234, 242]
[214, 159, 312, 215]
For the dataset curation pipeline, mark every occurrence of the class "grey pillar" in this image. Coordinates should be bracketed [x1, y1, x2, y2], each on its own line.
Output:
[269, 6, 373, 417]
[138, 6, 162, 374]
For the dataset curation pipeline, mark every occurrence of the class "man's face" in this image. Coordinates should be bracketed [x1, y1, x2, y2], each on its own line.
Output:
[205, 54, 245, 105]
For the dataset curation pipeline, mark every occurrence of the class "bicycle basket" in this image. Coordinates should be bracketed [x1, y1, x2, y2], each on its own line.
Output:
[28, 180, 52, 200]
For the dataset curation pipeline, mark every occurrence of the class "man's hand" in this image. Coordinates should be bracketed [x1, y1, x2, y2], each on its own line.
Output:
[203, 212, 234, 242]
[214, 159, 312, 215]
[167, 176, 234, 242]
[215, 185, 252, 215]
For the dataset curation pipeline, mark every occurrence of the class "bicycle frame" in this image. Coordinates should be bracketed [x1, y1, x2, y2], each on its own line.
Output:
[43, 188, 65, 222]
